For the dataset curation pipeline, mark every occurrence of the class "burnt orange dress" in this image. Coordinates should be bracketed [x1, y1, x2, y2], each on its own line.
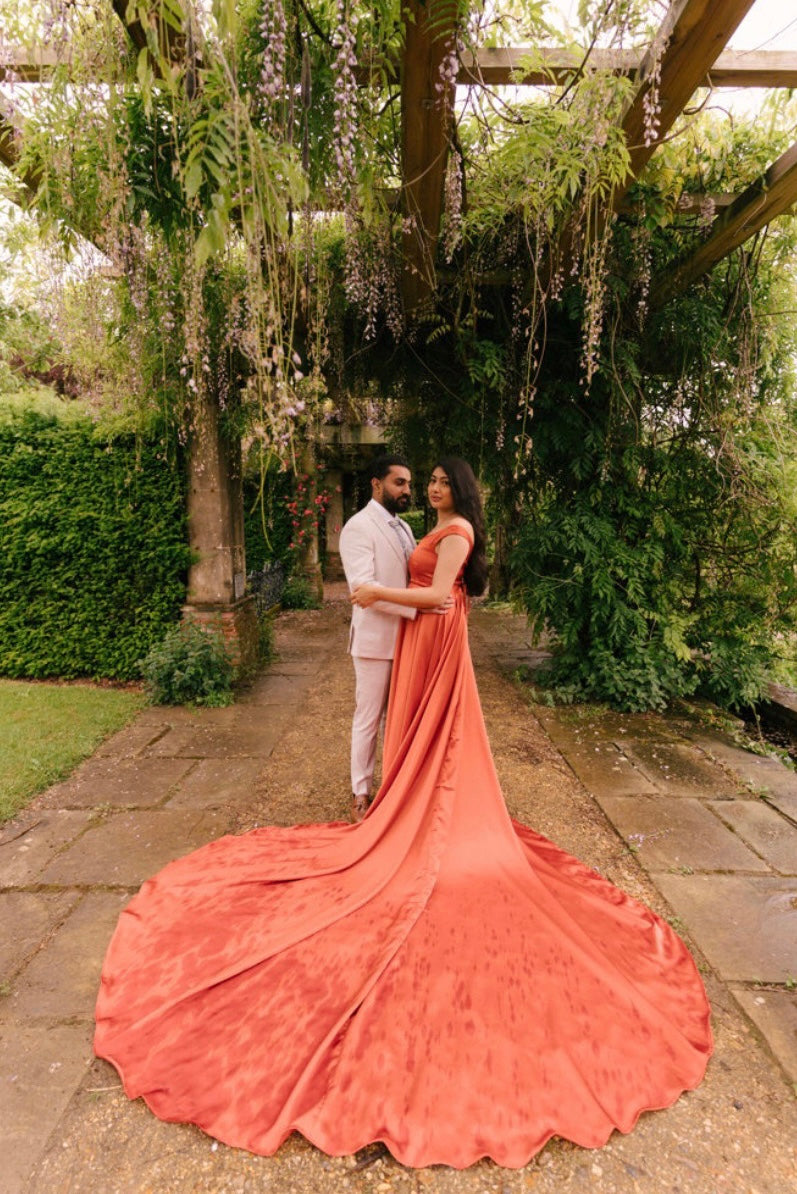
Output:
[94, 524, 712, 1169]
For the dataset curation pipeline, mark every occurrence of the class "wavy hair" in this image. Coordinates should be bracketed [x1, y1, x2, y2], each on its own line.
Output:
[434, 456, 489, 596]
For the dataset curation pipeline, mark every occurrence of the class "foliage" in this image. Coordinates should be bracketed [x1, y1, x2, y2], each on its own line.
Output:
[0, 295, 62, 394]
[509, 202, 797, 710]
[0, 410, 190, 680]
[280, 572, 322, 610]
[6, 1, 797, 713]
[243, 464, 294, 574]
[0, 679, 145, 823]
[401, 509, 427, 540]
[139, 623, 235, 706]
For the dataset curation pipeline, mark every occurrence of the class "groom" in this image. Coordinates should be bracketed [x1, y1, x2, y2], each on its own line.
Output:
[339, 455, 417, 820]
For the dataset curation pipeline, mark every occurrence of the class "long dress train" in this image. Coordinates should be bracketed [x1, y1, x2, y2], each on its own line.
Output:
[94, 524, 713, 1170]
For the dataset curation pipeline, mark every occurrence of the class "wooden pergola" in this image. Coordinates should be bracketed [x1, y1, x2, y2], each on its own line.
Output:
[3, 0, 797, 652]
[3, 0, 797, 312]
[392, 0, 797, 311]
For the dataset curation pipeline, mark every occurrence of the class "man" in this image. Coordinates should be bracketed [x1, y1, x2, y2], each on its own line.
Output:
[339, 455, 417, 821]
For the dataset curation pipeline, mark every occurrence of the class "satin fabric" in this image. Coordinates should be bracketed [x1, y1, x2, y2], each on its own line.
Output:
[94, 525, 713, 1169]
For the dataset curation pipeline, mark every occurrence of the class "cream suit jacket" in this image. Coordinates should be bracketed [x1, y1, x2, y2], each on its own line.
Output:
[339, 500, 417, 659]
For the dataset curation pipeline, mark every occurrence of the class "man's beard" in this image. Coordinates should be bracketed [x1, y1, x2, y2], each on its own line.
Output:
[383, 493, 411, 515]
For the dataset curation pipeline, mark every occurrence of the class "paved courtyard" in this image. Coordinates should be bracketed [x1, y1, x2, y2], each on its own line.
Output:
[1, 599, 796, 1194]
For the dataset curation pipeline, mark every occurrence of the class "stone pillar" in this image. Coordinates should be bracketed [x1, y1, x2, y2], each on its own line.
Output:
[183, 390, 259, 674]
[297, 440, 324, 601]
[323, 468, 345, 581]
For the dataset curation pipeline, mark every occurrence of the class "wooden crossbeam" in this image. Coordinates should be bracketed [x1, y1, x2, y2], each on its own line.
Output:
[9, 40, 797, 91]
[110, 0, 186, 62]
[400, 0, 457, 316]
[549, 0, 756, 284]
[650, 140, 797, 307]
[617, 0, 757, 205]
[456, 47, 797, 90]
[0, 47, 59, 82]
[0, 104, 40, 200]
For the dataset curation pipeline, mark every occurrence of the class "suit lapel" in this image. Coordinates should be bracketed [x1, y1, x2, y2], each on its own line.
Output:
[367, 505, 406, 569]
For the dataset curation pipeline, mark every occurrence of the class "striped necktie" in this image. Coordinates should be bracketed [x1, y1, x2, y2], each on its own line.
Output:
[388, 517, 412, 561]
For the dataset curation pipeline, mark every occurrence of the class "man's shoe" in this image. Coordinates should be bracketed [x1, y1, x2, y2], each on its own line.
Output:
[351, 794, 369, 822]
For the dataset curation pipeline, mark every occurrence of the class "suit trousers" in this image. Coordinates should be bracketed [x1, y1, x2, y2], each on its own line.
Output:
[351, 656, 393, 797]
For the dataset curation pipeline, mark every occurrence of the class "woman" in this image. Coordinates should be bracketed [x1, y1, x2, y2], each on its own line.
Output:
[94, 457, 712, 1170]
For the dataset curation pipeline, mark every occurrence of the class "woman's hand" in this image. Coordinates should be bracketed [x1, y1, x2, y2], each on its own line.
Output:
[350, 583, 380, 608]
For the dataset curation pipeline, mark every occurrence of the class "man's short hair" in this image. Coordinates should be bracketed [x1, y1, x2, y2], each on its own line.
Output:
[367, 454, 410, 483]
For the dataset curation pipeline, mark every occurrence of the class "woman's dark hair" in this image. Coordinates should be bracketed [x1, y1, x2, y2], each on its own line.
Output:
[433, 456, 489, 597]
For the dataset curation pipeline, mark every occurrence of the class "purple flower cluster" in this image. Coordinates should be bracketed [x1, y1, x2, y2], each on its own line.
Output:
[642, 37, 668, 148]
[332, 0, 359, 200]
[442, 151, 463, 262]
[346, 219, 403, 342]
[259, 0, 288, 125]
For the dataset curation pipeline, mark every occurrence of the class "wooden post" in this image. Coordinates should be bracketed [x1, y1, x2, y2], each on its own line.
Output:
[400, 0, 457, 316]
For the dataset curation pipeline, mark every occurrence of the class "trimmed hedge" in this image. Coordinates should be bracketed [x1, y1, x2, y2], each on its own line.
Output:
[0, 410, 191, 679]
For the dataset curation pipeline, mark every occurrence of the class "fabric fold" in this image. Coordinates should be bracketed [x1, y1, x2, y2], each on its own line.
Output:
[95, 525, 712, 1168]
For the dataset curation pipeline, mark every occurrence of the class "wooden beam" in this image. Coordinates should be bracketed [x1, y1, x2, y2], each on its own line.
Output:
[400, 0, 457, 316]
[650, 141, 797, 307]
[0, 103, 40, 200]
[111, 0, 186, 65]
[0, 47, 59, 82]
[542, 2, 754, 288]
[456, 47, 797, 90]
[10, 39, 797, 91]
[618, 0, 757, 203]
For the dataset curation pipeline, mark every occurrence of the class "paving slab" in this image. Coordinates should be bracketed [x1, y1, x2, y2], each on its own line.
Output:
[265, 660, 319, 676]
[4, 892, 130, 1021]
[38, 756, 194, 809]
[165, 757, 264, 809]
[731, 986, 797, 1086]
[0, 811, 94, 888]
[708, 799, 797, 876]
[244, 672, 314, 706]
[144, 723, 282, 759]
[762, 786, 797, 826]
[134, 705, 209, 728]
[37, 809, 228, 887]
[0, 892, 80, 982]
[596, 795, 771, 873]
[0, 1020, 94, 1194]
[534, 713, 657, 797]
[92, 721, 168, 759]
[619, 739, 740, 798]
[655, 873, 797, 983]
[690, 734, 797, 811]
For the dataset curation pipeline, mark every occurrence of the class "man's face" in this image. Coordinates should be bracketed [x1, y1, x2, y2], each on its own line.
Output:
[373, 466, 412, 514]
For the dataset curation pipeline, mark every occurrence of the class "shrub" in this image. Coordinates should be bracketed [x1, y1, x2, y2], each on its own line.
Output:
[140, 623, 235, 706]
[0, 410, 190, 679]
[281, 572, 321, 610]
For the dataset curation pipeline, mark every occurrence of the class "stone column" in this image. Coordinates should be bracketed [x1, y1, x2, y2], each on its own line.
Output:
[183, 390, 259, 673]
[323, 468, 345, 580]
[296, 440, 324, 601]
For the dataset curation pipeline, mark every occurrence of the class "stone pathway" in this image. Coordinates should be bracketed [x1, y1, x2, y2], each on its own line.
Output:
[477, 609, 797, 1089]
[1, 600, 796, 1194]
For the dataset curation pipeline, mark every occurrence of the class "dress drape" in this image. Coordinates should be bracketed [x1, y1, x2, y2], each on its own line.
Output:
[94, 524, 712, 1169]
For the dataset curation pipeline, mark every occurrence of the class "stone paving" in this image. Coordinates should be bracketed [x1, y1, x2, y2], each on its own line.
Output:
[479, 610, 797, 1091]
[0, 629, 332, 1194]
[1, 601, 796, 1193]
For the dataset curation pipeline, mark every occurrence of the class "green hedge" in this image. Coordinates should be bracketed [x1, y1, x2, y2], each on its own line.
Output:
[0, 410, 191, 679]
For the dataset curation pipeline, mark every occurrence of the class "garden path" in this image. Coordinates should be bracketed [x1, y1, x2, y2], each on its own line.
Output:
[1, 596, 796, 1194]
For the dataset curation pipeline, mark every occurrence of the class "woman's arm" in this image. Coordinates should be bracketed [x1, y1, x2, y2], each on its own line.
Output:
[351, 534, 470, 610]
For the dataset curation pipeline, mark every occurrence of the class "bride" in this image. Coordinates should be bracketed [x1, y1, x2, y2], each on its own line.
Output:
[94, 455, 712, 1170]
